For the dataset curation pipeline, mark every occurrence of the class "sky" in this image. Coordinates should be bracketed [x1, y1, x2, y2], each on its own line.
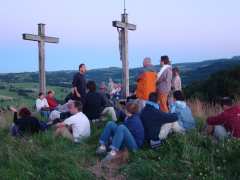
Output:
[0, 0, 240, 73]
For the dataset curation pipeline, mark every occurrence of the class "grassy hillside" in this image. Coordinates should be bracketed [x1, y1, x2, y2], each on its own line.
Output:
[0, 116, 240, 180]
[1, 57, 240, 88]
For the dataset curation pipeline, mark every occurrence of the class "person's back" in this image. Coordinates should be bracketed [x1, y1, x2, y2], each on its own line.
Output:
[208, 105, 240, 138]
[141, 102, 178, 141]
[137, 65, 157, 101]
[14, 116, 41, 134]
[171, 101, 195, 130]
[84, 91, 105, 120]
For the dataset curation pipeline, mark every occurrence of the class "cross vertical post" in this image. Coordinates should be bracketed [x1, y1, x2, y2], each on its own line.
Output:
[22, 24, 59, 94]
[113, 11, 136, 98]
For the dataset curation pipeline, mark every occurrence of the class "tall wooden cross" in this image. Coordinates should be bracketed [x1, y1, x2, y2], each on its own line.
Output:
[22, 23, 59, 94]
[113, 10, 136, 98]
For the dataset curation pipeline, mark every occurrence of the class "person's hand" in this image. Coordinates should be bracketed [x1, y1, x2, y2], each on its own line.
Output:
[76, 92, 81, 98]
[9, 106, 17, 112]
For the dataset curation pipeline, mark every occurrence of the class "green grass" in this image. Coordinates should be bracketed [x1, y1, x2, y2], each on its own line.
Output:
[0, 117, 240, 180]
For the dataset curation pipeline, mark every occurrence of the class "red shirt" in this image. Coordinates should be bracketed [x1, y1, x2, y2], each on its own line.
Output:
[46, 96, 58, 110]
[207, 105, 240, 138]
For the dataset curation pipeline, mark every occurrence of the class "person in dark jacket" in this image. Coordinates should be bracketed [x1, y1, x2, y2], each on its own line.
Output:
[9, 107, 44, 136]
[72, 64, 87, 104]
[83, 81, 117, 121]
[140, 92, 178, 148]
[96, 102, 144, 163]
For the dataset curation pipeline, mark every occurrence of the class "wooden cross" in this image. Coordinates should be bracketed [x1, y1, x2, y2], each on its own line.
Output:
[22, 23, 59, 94]
[113, 11, 136, 98]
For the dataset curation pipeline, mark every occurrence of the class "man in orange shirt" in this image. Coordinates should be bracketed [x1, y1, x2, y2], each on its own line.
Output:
[136, 57, 157, 110]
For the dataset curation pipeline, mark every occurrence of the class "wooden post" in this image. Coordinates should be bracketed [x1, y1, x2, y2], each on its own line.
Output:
[22, 24, 59, 94]
[113, 11, 136, 98]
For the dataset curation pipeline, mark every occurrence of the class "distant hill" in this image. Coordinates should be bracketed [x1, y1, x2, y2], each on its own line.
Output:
[0, 56, 240, 88]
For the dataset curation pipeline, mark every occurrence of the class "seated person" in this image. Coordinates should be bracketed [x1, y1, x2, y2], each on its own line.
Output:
[55, 101, 91, 143]
[83, 81, 117, 122]
[9, 107, 45, 136]
[46, 90, 59, 110]
[170, 91, 196, 131]
[140, 92, 179, 148]
[96, 102, 144, 163]
[206, 97, 240, 140]
[36, 92, 50, 119]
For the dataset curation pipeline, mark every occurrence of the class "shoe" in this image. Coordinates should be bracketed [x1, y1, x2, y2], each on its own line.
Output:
[101, 151, 117, 164]
[96, 146, 107, 156]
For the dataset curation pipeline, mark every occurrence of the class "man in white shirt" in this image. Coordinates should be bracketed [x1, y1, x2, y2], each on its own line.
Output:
[55, 101, 91, 143]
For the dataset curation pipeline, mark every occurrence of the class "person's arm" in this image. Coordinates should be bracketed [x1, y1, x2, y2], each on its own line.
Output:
[156, 111, 178, 125]
[13, 112, 18, 124]
[207, 113, 226, 126]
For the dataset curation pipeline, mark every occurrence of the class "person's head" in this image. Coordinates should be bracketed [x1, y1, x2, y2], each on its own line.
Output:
[79, 64, 86, 74]
[173, 91, 185, 101]
[38, 92, 45, 100]
[160, 55, 170, 66]
[220, 97, 233, 110]
[125, 102, 139, 116]
[87, 81, 97, 92]
[47, 90, 55, 98]
[148, 92, 158, 103]
[69, 101, 83, 114]
[173, 67, 180, 76]
[99, 82, 107, 92]
[19, 107, 31, 118]
[143, 57, 152, 67]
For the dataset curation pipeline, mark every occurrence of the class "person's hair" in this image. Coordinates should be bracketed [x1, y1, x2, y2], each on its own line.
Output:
[79, 64, 85, 71]
[19, 107, 31, 118]
[173, 91, 185, 101]
[126, 102, 139, 114]
[148, 92, 158, 103]
[161, 55, 170, 65]
[173, 67, 180, 74]
[39, 92, 44, 97]
[73, 101, 83, 112]
[47, 90, 53, 95]
[220, 97, 233, 107]
[87, 81, 97, 92]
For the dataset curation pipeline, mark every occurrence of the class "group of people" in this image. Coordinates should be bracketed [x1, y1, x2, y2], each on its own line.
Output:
[8, 56, 240, 164]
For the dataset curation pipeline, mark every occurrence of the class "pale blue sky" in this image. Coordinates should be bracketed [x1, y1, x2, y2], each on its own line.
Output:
[0, 0, 240, 73]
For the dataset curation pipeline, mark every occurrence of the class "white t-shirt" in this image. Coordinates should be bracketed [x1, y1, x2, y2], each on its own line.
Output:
[36, 98, 49, 112]
[64, 112, 91, 140]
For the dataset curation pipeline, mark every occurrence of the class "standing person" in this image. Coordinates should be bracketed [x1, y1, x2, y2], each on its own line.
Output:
[136, 57, 157, 110]
[36, 92, 50, 120]
[55, 101, 91, 143]
[72, 64, 87, 104]
[96, 102, 144, 163]
[206, 97, 240, 140]
[157, 55, 172, 112]
[172, 67, 182, 92]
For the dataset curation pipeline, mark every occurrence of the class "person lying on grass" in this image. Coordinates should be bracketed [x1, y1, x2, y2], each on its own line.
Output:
[9, 106, 46, 137]
[55, 101, 91, 143]
[206, 97, 240, 140]
[140, 92, 179, 148]
[96, 102, 144, 163]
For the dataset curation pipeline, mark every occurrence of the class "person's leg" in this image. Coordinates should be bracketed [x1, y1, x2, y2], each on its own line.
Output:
[111, 125, 138, 151]
[55, 126, 73, 141]
[159, 123, 173, 140]
[158, 93, 169, 112]
[49, 110, 61, 121]
[214, 125, 228, 140]
[41, 111, 50, 121]
[99, 121, 118, 145]
[101, 107, 117, 121]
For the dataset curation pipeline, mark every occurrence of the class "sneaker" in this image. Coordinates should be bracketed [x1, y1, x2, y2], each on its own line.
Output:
[101, 151, 117, 164]
[96, 146, 107, 156]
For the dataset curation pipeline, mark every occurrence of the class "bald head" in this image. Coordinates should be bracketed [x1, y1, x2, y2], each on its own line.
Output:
[143, 57, 152, 67]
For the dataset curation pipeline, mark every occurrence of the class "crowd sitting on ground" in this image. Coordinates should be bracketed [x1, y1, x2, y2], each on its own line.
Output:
[7, 56, 240, 164]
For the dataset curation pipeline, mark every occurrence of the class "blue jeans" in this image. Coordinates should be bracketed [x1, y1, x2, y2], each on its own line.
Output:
[99, 121, 138, 151]
[40, 111, 50, 121]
